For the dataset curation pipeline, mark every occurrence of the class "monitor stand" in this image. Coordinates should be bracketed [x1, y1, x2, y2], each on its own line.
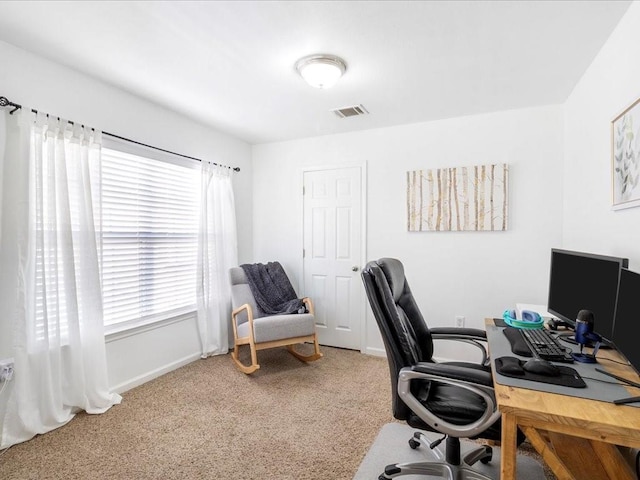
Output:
[558, 333, 612, 349]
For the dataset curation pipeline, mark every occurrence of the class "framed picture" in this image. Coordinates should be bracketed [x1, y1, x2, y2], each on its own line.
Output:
[407, 163, 508, 231]
[612, 96, 640, 210]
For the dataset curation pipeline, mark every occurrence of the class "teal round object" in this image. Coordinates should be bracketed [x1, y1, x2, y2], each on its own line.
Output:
[502, 310, 544, 329]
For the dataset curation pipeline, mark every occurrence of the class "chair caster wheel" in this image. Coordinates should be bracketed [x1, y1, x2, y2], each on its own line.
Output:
[408, 438, 420, 449]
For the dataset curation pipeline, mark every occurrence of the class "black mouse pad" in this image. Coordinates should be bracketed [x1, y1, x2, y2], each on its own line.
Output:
[495, 356, 587, 388]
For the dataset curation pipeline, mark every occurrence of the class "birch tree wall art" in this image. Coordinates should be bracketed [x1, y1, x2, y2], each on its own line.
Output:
[407, 163, 509, 232]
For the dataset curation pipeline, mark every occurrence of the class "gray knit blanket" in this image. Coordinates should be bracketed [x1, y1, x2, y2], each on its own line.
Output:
[240, 262, 306, 315]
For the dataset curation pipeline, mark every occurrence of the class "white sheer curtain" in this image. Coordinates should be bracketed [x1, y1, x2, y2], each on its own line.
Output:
[1, 110, 120, 448]
[196, 162, 238, 358]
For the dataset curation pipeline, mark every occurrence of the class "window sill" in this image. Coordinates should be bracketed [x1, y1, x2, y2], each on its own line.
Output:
[105, 308, 196, 343]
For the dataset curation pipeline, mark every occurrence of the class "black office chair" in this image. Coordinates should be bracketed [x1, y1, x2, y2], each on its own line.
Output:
[361, 258, 523, 480]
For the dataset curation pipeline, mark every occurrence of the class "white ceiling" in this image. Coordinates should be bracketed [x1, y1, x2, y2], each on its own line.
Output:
[0, 1, 632, 144]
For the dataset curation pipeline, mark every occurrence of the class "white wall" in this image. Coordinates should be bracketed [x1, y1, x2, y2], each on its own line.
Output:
[3, 0, 635, 390]
[563, 1, 640, 268]
[252, 105, 564, 360]
[0, 40, 253, 392]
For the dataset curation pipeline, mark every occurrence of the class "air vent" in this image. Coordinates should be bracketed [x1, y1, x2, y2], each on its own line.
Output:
[332, 104, 369, 118]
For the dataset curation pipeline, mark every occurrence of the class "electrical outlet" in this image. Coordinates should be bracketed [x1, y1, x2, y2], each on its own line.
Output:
[455, 316, 465, 328]
[0, 358, 14, 382]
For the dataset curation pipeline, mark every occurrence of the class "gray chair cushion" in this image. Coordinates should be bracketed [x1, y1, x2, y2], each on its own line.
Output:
[237, 313, 315, 343]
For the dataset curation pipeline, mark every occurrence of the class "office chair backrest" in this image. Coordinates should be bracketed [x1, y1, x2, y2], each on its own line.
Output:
[361, 258, 434, 420]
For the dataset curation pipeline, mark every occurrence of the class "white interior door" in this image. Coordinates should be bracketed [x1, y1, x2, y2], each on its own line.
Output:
[303, 166, 364, 350]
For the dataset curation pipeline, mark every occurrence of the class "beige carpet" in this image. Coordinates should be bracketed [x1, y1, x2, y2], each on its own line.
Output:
[0, 346, 555, 479]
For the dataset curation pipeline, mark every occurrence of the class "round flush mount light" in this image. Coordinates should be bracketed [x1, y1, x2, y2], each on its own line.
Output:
[295, 54, 347, 89]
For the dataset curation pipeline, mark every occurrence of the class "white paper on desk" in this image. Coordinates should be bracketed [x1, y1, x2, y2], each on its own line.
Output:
[516, 303, 553, 321]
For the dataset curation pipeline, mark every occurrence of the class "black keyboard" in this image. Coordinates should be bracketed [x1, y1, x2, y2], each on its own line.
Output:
[520, 328, 574, 363]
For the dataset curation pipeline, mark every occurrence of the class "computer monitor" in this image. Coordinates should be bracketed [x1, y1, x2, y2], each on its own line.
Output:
[547, 248, 628, 342]
[611, 268, 640, 376]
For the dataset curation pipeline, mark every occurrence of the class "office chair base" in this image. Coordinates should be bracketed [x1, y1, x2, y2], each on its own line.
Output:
[409, 431, 445, 460]
[463, 445, 492, 466]
[378, 432, 494, 479]
[379, 461, 494, 480]
[410, 432, 493, 466]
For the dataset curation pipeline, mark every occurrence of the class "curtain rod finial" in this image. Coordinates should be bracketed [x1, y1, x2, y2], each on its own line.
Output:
[0, 95, 22, 114]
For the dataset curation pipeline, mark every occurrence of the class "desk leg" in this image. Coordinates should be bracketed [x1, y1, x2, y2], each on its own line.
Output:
[589, 439, 635, 480]
[500, 412, 518, 480]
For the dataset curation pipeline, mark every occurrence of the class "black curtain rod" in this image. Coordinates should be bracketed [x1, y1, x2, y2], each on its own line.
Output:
[0, 96, 241, 172]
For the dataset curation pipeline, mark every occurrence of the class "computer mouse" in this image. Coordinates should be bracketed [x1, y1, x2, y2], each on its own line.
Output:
[522, 358, 561, 376]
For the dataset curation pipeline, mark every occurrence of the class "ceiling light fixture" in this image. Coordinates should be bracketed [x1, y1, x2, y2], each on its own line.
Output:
[295, 54, 347, 89]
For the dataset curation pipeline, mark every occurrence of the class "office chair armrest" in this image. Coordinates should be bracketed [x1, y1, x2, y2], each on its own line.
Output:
[429, 327, 486, 339]
[398, 364, 500, 438]
[430, 327, 488, 365]
[412, 362, 493, 388]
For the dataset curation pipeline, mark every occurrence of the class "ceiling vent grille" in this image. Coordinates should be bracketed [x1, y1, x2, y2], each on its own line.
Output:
[332, 104, 369, 118]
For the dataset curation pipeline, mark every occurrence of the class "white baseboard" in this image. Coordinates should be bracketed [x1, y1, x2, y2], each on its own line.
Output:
[364, 349, 458, 363]
[433, 357, 452, 363]
[364, 346, 386, 357]
[109, 350, 461, 394]
[432, 355, 458, 363]
[111, 352, 202, 394]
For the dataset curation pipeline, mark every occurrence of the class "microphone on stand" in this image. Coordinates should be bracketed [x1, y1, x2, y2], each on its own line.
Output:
[571, 309, 601, 363]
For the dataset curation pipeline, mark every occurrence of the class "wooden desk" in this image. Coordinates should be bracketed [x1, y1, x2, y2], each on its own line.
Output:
[485, 319, 640, 480]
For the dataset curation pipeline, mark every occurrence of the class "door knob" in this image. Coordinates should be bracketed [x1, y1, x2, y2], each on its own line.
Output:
[352, 266, 359, 272]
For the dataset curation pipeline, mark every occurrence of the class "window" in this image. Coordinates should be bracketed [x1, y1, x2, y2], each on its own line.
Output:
[101, 147, 200, 330]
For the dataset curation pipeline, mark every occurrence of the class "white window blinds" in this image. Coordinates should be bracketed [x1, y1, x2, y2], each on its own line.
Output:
[101, 147, 199, 328]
